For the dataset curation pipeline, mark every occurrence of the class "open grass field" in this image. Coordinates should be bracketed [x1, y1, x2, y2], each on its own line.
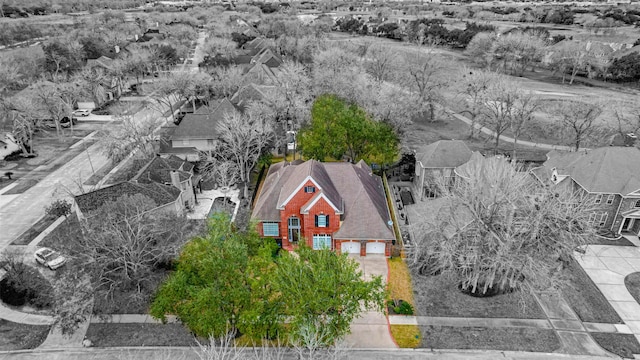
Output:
[0, 320, 50, 351]
[330, 32, 640, 149]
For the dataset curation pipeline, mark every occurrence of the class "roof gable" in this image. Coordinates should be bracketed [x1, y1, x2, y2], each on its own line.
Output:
[416, 140, 472, 169]
[544, 147, 640, 194]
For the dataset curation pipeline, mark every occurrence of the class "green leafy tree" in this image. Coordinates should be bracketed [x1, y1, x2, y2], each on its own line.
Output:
[298, 94, 399, 166]
[150, 214, 259, 338]
[273, 246, 385, 346]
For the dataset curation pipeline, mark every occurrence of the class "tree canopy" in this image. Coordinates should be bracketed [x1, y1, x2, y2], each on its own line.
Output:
[408, 157, 594, 296]
[298, 94, 399, 166]
[150, 213, 384, 345]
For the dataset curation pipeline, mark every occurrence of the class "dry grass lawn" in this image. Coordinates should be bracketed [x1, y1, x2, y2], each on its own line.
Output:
[387, 257, 415, 307]
[390, 325, 421, 348]
[0, 320, 50, 350]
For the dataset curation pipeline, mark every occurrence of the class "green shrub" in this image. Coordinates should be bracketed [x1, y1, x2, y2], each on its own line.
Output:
[398, 301, 414, 315]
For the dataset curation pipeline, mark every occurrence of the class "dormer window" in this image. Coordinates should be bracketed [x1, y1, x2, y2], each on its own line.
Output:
[304, 186, 316, 193]
[634, 200, 640, 208]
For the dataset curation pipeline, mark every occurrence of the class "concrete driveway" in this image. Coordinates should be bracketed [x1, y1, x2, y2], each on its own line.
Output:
[575, 245, 640, 343]
[344, 255, 397, 349]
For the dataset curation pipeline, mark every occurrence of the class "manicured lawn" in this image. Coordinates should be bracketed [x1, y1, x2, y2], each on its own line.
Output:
[591, 333, 640, 359]
[625, 272, 640, 306]
[84, 159, 115, 186]
[387, 258, 415, 309]
[419, 325, 560, 352]
[85, 323, 200, 347]
[562, 258, 623, 324]
[390, 325, 421, 348]
[0, 320, 50, 350]
[11, 214, 58, 245]
[411, 272, 545, 319]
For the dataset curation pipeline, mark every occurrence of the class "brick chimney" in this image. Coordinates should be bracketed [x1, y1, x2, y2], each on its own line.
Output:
[170, 170, 181, 189]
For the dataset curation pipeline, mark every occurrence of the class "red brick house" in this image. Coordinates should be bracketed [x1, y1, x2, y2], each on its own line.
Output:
[251, 160, 396, 256]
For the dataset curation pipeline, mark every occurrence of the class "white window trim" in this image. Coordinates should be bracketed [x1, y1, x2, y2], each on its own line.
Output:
[606, 194, 615, 205]
[317, 214, 327, 228]
[262, 222, 279, 237]
[312, 234, 331, 250]
[594, 194, 603, 204]
[635, 199, 640, 208]
[599, 212, 608, 227]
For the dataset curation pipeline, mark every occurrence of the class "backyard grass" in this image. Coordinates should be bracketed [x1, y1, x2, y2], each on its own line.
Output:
[411, 272, 545, 319]
[419, 325, 560, 352]
[0, 320, 50, 350]
[562, 257, 623, 324]
[387, 258, 415, 308]
[390, 325, 421, 348]
[85, 323, 200, 347]
[591, 333, 640, 359]
[10, 214, 58, 245]
[624, 272, 640, 306]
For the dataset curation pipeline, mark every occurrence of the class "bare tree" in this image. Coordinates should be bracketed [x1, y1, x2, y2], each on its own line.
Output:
[365, 45, 397, 83]
[209, 65, 244, 99]
[78, 194, 194, 299]
[407, 157, 594, 295]
[490, 31, 547, 76]
[216, 109, 275, 198]
[477, 75, 520, 152]
[456, 68, 495, 138]
[552, 100, 603, 150]
[4, 97, 39, 156]
[548, 41, 588, 85]
[33, 81, 72, 137]
[509, 90, 539, 159]
[399, 52, 446, 122]
[144, 74, 181, 122]
[99, 104, 160, 162]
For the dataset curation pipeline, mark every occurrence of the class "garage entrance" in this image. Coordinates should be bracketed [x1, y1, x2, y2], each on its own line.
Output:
[366, 242, 385, 255]
[341, 241, 361, 254]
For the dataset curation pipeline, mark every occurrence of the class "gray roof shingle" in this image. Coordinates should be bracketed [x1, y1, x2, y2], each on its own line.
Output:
[171, 99, 237, 140]
[75, 182, 181, 214]
[541, 147, 640, 194]
[252, 160, 394, 241]
[416, 140, 472, 169]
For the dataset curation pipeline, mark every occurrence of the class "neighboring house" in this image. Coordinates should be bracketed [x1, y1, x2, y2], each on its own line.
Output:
[242, 37, 271, 56]
[132, 155, 199, 211]
[243, 63, 280, 86]
[167, 99, 237, 160]
[531, 146, 640, 234]
[74, 181, 183, 220]
[251, 48, 283, 68]
[85, 55, 125, 107]
[413, 140, 473, 201]
[230, 84, 275, 108]
[252, 159, 396, 256]
[0, 133, 20, 161]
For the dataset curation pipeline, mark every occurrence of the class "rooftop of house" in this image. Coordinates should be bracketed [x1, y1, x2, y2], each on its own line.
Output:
[75, 181, 181, 214]
[251, 48, 283, 68]
[416, 140, 472, 169]
[171, 99, 237, 141]
[132, 155, 193, 185]
[86, 55, 114, 70]
[536, 146, 640, 195]
[252, 160, 395, 241]
[230, 84, 275, 108]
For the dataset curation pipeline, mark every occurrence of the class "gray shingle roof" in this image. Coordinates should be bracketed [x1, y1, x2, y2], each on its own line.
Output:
[416, 140, 472, 169]
[252, 160, 394, 241]
[171, 99, 237, 140]
[75, 182, 181, 213]
[132, 155, 192, 185]
[542, 147, 640, 194]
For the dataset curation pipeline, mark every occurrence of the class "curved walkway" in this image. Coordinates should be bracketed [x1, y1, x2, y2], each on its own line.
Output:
[575, 244, 640, 344]
[0, 270, 55, 326]
[443, 108, 577, 152]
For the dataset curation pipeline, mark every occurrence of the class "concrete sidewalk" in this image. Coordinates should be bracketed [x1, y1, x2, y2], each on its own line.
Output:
[575, 245, 640, 344]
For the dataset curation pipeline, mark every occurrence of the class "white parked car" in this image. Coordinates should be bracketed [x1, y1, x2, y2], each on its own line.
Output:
[72, 109, 91, 117]
[34, 247, 67, 270]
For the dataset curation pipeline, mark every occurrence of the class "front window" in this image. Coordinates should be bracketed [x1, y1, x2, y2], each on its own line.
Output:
[594, 194, 603, 204]
[263, 222, 279, 237]
[288, 217, 300, 243]
[312, 234, 331, 250]
[606, 194, 615, 205]
[598, 212, 608, 227]
[304, 186, 316, 193]
[315, 214, 329, 227]
[635, 199, 640, 208]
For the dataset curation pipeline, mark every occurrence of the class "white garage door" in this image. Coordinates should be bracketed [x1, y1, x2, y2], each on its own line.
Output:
[366, 242, 386, 254]
[341, 241, 361, 254]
